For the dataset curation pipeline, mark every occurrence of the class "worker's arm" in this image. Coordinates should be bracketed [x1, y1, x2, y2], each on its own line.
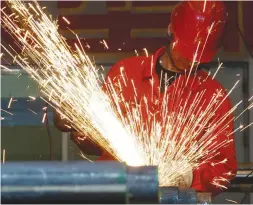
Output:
[53, 110, 103, 156]
[70, 131, 102, 156]
[191, 95, 237, 196]
[53, 110, 73, 132]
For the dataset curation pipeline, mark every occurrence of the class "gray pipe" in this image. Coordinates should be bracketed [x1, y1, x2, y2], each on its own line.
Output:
[1, 161, 159, 204]
[1, 161, 127, 204]
[159, 187, 197, 204]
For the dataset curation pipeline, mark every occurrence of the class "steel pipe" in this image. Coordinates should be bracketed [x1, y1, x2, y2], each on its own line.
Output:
[159, 187, 197, 204]
[1, 161, 159, 204]
[127, 166, 158, 203]
[1, 161, 127, 204]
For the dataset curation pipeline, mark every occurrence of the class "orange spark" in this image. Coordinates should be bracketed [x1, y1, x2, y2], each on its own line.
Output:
[62, 16, 70, 25]
[28, 108, 37, 115]
[28, 96, 36, 100]
[2, 149, 5, 164]
[226, 199, 237, 203]
[1, 109, 13, 116]
[100, 39, 109, 50]
[42, 113, 46, 123]
[8, 97, 13, 108]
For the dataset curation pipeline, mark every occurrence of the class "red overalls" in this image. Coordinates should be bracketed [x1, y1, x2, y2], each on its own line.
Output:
[99, 47, 237, 195]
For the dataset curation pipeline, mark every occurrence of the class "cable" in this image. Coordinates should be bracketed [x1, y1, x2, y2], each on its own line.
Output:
[240, 169, 253, 204]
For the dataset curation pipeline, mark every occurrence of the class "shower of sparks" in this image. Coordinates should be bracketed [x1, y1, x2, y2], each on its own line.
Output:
[42, 113, 46, 123]
[211, 176, 230, 189]
[212, 62, 223, 80]
[0, 64, 13, 71]
[8, 97, 13, 108]
[42, 106, 47, 111]
[100, 39, 109, 50]
[1, 109, 13, 116]
[143, 48, 148, 57]
[1, 0, 253, 188]
[62, 16, 70, 25]
[226, 199, 238, 203]
[79, 151, 93, 162]
[85, 43, 90, 49]
[240, 122, 253, 132]
[28, 108, 37, 115]
[203, 0, 207, 13]
[28, 96, 36, 101]
[134, 49, 139, 56]
[2, 149, 6, 164]
[172, 41, 177, 49]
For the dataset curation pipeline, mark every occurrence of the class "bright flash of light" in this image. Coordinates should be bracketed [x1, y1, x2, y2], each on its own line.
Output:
[1, 0, 143, 166]
[28, 108, 37, 115]
[226, 199, 237, 204]
[1, 0, 253, 188]
[134, 49, 139, 56]
[28, 96, 36, 100]
[1, 64, 13, 71]
[100, 39, 109, 50]
[42, 113, 46, 123]
[62, 16, 70, 25]
[143, 48, 149, 57]
[1, 108, 14, 116]
[8, 97, 13, 108]
[2, 149, 6, 163]
[203, 0, 207, 13]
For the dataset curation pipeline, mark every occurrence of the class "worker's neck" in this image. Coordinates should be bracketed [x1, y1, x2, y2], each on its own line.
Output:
[159, 52, 181, 73]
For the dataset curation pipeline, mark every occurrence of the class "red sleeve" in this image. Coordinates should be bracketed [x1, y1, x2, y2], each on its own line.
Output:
[102, 60, 124, 92]
[191, 94, 237, 196]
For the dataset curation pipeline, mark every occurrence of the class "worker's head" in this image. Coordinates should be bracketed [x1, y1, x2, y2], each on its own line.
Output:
[167, 1, 228, 71]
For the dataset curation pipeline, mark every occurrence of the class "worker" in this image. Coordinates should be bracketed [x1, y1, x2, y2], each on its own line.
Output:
[54, 1, 237, 195]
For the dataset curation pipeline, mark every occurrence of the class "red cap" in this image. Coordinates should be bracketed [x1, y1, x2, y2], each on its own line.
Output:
[170, 1, 228, 63]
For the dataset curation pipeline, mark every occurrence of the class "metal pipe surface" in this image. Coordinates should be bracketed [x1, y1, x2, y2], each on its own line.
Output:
[159, 187, 197, 204]
[2, 161, 250, 204]
[1, 161, 127, 204]
[127, 166, 158, 203]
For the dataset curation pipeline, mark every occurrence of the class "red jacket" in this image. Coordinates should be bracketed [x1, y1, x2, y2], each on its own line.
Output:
[99, 47, 237, 195]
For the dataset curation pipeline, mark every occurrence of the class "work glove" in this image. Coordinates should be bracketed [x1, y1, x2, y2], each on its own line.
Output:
[53, 110, 103, 156]
[175, 168, 193, 188]
[53, 110, 73, 132]
[71, 131, 102, 156]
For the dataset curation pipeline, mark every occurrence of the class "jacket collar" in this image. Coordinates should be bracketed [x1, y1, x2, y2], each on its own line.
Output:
[142, 46, 206, 92]
[142, 47, 166, 79]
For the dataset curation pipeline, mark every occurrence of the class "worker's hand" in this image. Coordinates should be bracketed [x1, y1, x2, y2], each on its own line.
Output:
[175, 168, 193, 188]
[53, 110, 73, 132]
[71, 131, 103, 156]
